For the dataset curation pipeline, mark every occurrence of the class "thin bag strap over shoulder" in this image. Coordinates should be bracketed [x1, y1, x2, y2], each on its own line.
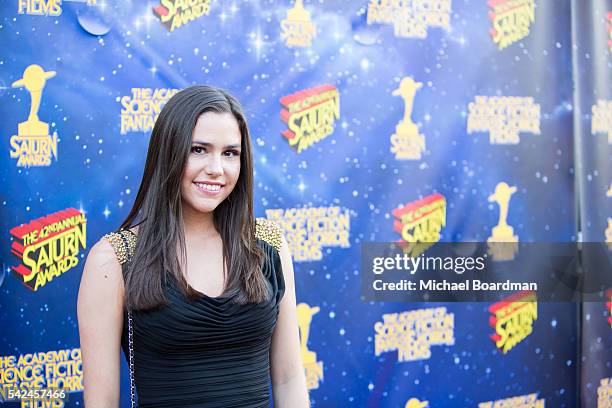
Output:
[102, 229, 138, 407]
[127, 308, 136, 408]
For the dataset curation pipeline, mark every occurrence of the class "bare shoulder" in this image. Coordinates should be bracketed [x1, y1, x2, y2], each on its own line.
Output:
[90, 237, 122, 269]
[79, 234, 125, 296]
[277, 233, 291, 261]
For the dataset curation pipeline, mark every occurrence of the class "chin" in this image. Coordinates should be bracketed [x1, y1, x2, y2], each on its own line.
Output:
[183, 199, 221, 215]
[197, 201, 223, 213]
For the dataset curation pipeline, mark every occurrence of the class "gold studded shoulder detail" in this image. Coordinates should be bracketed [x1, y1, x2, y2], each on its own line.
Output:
[255, 218, 283, 253]
[103, 229, 137, 265]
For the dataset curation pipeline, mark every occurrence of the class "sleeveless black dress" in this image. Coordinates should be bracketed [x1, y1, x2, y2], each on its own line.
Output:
[104, 219, 285, 408]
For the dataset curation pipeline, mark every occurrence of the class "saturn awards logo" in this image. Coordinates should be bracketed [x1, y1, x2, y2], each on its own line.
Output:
[393, 193, 446, 257]
[10, 208, 87, 291]
[488, 0, 536, 50]
[281, 0, 316, 47]
[489, 290, 537, 354]
[280, 85, 340, 153]
[9, 64, 59, 167]
[152, 0, 211, 32]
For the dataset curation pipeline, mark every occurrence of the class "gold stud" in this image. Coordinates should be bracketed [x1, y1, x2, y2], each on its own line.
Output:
[255, 218, 283, 252]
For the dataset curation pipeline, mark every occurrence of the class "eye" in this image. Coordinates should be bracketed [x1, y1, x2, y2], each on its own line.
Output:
[224, 149, 240, 157]
[191, 146, 205, 154]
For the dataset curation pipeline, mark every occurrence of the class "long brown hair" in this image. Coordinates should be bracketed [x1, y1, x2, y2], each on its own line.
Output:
[119, 85, 268, 311]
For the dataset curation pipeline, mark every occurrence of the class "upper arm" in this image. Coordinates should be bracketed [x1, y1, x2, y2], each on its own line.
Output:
[77, 237, 125, 407]
[270, 234, 304, 386]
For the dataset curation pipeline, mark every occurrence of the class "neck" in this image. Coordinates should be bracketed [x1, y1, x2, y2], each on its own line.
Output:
[181, 204, 218, 240]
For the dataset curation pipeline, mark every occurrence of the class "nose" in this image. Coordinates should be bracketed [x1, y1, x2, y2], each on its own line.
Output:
[205, 153, 223, 176]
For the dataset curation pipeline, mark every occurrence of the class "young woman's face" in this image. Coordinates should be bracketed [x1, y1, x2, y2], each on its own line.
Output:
[180, 111, 242, 217]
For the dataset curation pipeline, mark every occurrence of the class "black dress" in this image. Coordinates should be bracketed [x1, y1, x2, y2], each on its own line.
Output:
[104, 220, 285, 408]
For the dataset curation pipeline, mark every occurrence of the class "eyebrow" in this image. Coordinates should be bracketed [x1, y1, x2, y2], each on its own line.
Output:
[192, 141, 241, 149]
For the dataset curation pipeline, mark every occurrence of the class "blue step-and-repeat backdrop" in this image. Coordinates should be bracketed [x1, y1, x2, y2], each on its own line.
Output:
[1, 0, 611, 407]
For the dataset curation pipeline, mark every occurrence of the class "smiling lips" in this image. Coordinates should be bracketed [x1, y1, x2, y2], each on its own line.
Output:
[193, 181, 224, 194]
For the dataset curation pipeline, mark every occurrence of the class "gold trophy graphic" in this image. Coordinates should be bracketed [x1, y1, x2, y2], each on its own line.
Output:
[10, 64, 59, 167]
[12, 64, 56, 136]
[487, 182, 519, 261]
[296, 302, 323, 389]
[390, 76, 425, 160]
[297, 303, 319, 364]
[405, 398, 428, 408]
[281, 0, 316, 47]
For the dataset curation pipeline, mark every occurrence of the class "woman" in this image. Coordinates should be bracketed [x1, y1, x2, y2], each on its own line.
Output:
[77, 86, 310, 407]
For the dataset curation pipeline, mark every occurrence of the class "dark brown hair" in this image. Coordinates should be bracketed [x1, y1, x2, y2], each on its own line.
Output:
[119, 85, 268, 310]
